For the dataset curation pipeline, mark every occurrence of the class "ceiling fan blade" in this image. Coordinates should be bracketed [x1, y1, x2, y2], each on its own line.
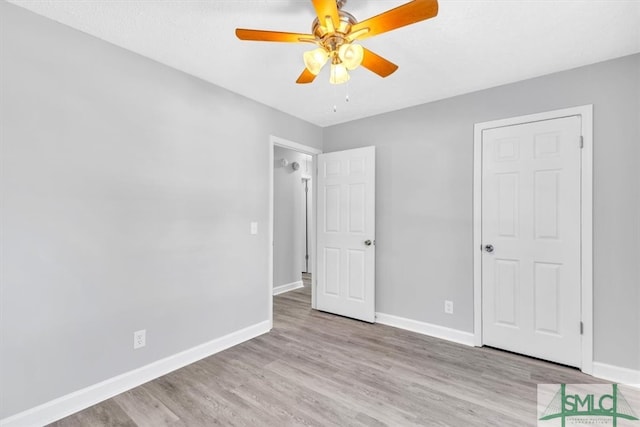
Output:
[296, 68, 317, 84]
[350, 0, 438, 40]
[361, 48, 399, 78]
[235, 28, 313, 43]
[311, 0, 340, 28]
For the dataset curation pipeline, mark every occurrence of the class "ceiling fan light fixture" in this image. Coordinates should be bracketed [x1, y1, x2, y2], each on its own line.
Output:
[303, 47, 329, 75]
[338, 43, 363, 70]
[236, 0, 440, 84]
[330, 62, 350, 85]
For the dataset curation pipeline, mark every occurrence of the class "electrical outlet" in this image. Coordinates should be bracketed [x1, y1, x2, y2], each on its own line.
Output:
[133, 329, 146, 349]
[250, 222, 258, 235]
[444, 300, 454, 314]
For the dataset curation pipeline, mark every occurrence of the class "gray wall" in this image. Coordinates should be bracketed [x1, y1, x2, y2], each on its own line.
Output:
[324, 54, 640, 371]
[273, 146, 312, 287]
[0, 2, 321, 418]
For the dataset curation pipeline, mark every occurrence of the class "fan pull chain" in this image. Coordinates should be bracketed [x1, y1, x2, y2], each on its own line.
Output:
[332, 82, 352, 113]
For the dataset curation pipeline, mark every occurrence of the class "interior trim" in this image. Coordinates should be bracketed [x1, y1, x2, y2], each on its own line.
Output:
[593, 362, 640, 388]
[273, 280, 305, 296]
[376, 312, 475, 347]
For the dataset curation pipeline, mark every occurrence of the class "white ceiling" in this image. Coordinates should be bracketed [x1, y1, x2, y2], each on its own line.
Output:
[8, 0, 640, 127]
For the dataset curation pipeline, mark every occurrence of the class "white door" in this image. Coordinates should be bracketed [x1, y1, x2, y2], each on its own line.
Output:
[481, 116, 582, 367]
[316, 146, 375, 322]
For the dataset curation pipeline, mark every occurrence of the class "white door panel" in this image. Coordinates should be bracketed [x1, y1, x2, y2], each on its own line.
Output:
[317, 146, 375, 322]
[482, 116, 581, 367]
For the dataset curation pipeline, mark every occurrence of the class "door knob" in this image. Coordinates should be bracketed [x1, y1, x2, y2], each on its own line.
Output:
[364, 240, 372, 246]
[484, 244, 494, 253]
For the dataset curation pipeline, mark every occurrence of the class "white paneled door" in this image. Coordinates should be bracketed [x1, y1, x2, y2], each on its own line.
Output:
[316, 146, 375, 322]
[482, 116, 582, 367]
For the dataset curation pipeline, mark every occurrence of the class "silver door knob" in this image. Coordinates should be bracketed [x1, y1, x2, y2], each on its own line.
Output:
[364, 240, 372, 246]
[484, 244, 494, 253]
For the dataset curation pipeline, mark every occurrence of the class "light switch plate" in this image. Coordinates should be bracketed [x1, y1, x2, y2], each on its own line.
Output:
[250, 222, 258, 235]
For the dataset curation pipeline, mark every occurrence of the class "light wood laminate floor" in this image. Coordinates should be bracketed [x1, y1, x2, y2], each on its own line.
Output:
[50, 287, 602, 426]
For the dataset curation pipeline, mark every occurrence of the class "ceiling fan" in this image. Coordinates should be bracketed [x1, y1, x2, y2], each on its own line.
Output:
[235, 0, 438, 85]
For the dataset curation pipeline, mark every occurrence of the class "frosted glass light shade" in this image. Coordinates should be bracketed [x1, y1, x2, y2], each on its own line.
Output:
[338, 43, 364, 70]
[303, 48, 329, 75]
[330, 63, 350, 85]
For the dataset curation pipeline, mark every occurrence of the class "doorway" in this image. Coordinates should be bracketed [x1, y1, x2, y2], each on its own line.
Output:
[473, 105, 593, 374]
[268, 136, 321, 327]
[273, 145, 312, 295]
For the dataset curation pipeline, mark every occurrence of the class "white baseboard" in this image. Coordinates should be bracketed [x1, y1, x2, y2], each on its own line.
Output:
[375, 312, 475, 347]
[273, 280, 304, 296]
[0, 320, 271, 427]
[375, 312, 639, 386]
[593, 362, 640, 387]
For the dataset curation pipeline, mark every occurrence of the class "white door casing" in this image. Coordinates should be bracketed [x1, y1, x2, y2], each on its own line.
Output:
[316, 146, 376, 322]
[302, 178, 311, 273]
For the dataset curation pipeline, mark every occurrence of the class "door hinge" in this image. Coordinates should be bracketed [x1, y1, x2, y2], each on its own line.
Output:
[580, 321, 584, 335]
[579, 136, 584, 149]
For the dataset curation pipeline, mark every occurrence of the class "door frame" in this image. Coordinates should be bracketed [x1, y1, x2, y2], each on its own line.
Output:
[268, 135, 322, 328]
[302, 177, 311, 274]
[472, 105, 593, 374]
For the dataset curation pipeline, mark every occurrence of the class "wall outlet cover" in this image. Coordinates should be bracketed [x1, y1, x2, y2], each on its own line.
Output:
[134, 329, 146, 349]
[444, 300, 454, 314]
